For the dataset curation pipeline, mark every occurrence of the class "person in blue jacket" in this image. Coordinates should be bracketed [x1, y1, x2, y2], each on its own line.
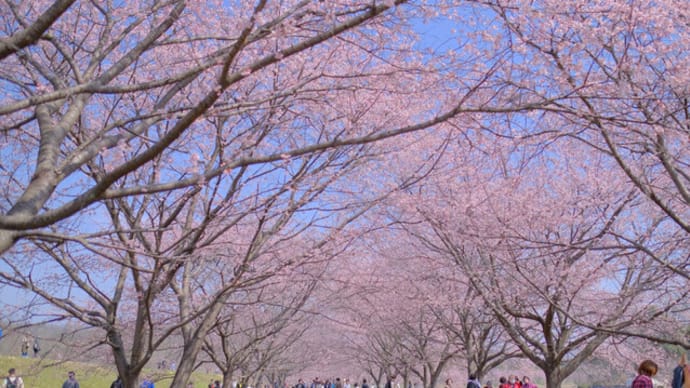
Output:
[672, 354, 688, 388]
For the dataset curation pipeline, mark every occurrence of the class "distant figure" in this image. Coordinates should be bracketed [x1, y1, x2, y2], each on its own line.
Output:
[632, 359, 659, 388]
[498, 377, 509, 388]
[111, 377, 124, 388]
[484, 380, 494, 388]
[62, 371, 80, 388]
[467, 374, 481, 388]
[20, 337, 29, 358]
[2, 368, 24, 388]
[361, 379, 370, 388]
[385, 376, 396, 388]
[140, 376, 155, 388]
[444, 379, 453, 388]
[521, 377, 536, 388]
[32, 338, 40, 357]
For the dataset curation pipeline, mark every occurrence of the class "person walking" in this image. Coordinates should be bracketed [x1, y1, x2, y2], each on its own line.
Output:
[632, 360, 659, 388]
[140, 376, 155, 388]
[20, 337, 29, 358]
[672, 354, 690, 388]
[384, 375, 396, 388]
[111, 377, 124, 388]
[62, 371, 80, 388]
[467, 375, 481, 388]
[32, 338, 40, 358]
[2, 368, 24, 388]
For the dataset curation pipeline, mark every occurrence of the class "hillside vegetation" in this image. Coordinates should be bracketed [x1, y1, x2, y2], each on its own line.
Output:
[0, 355, 218, 387]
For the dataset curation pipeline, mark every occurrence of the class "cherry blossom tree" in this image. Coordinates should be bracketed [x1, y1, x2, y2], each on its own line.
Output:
[431, 287, 522, 380]
[199, 275, 314, 388]
[338, 230, 464, 388]
[454, 0, 690, 348]
[0, 137, 384, 388]
[3, 3, 689, 388]
[0, 0, 519, 257]
[481, 0, 690, 281]
[361, 230, 519, 384]
[397, 140, 687, 388]
[386, 223, 522, 380]
[0, 1, 524, 386]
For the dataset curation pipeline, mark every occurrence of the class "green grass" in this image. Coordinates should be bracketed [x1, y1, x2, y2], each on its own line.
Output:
[0, 356, 114, 387]
[0, 355, 221, 387]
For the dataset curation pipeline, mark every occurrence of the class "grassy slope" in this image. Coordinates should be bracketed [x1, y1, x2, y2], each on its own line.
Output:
[0, 355, 220, 387]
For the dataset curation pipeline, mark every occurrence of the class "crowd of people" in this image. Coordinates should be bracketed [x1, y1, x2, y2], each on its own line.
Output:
[287, 356, 690, 388]
[292, 376, 379, 388]
[110, 375, 195, 388]
[291, 374, 534, 388]
[441, 374, 536, 388]
[0, 355, 689, 388]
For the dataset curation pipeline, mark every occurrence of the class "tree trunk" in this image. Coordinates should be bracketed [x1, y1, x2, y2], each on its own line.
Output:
[109, 329, 143, 388]
[169, 344, 198, 387]
[170, 298, 228, 387]
[543, 368, 563, 388]
[221, 370, 234, 388]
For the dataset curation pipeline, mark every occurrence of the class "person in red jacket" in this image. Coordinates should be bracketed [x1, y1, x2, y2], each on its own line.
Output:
[509, 376, 521, 388]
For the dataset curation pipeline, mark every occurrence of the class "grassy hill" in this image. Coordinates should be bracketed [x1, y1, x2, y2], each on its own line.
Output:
[0, 355, 220, 387]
